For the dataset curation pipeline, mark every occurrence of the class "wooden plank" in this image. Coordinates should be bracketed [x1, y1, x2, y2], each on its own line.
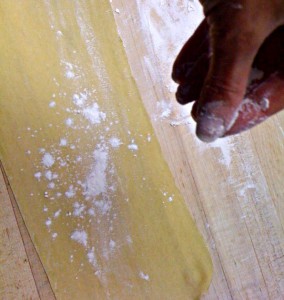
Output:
[0, 163, 39, 300]
[110, 1, 284, 299]
[1, 165, 56, 300]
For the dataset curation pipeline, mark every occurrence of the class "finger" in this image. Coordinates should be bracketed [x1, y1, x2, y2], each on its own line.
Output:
[253, 25, 284, 74]
[224, 71, 284, 136]
[172, 19, 209, 84]
[176, 53, 209, 104]
[195, 4, 275, 142]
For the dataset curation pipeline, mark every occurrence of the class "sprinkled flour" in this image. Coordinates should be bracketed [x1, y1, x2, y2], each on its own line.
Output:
[84, 147, 109, 198]
[82, 103, 106, 124]
[42, 153, 55, 168]
[71, 230, 88, 247]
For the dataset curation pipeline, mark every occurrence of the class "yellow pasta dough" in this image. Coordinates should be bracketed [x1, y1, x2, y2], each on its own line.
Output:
[0, 1, 212, 299]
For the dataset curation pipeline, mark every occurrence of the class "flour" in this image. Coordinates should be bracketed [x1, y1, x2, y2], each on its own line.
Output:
[59, 138, 68, 146]
[54, 209, 62, 218]
[42, 152, 55, 168]
[248, 68, 264, 85]
[139, 271, 150, 281]
[128, 144, 138, 151]
[109, 137, 122, 148]
[52, 232, 58, 239]
[34, 172, 42, 180]
[260, 97, 270, 111]
[82, 103, 106, 124]
[88, 208, 95, 216]
[87, 247, 98, 267]
[93, 200, 112, 215]
[49, 101, 56, 108]
[62, 61, 76, 79]
[73, 92, 88, 107]
[109, 239, 116, 251]
[45, 170, 53, 181]
[48, 182, 55, 189]
[65, 118, 74, 127]
[175, 103, 235, 167]
[71, 230, 88, 247]
[84, 147, 109, 198]
[73, 202, 86, 217]
[156, 100, 173, 120]
[65, 185, 76, 198]
[45, 218, 52, 227]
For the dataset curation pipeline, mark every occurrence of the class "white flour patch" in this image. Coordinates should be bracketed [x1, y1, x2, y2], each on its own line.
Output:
[54, 209, 62, 218]
[238, 183, 256, 198]
[84, 147, 109, 198]
[88, 208, 95, 216]
[52, 232, 58, 239]
[34, 172, 42, 180]
[109, 240, 116, 251]
[48, 182, 55, 189]
[73, 202, 86, 217]
[45, 170, 53, 181]
[128, 144, 138, 151]
[87, 247, 98, 268]
[45, 218, 52, 227]
[59, 138, 68, 146]
[156, 100, 173, 120]
[139, 271, 150, 281]
[65, 118, 74, 127]
[178, 103, 235, 167]
[62, 61, 76, 79]
[93, 200, 112, 215]
[248, 68, 264, 85]
[260, 97, 270, 111]
[136, 0, 203, 81]
[42, 152, 55, 168]
[82, 103, 106, 124]
[65, 185, 76, 198]
[73, 92, 88, 107]
[71, 230, 88, 247]
[49, 101, 56, 108]
[109, 137, 122, 148]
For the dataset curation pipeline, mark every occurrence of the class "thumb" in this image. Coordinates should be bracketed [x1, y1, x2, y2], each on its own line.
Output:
[195, 4, 274, 142]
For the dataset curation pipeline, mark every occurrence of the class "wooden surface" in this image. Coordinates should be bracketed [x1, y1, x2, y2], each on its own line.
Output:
[0, 162, 55, 300]
[1, 0, 284, 299]
[110, 1, 284, 299]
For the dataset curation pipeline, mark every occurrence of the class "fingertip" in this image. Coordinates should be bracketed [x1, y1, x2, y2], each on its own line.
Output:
[196, 114, 226, 143]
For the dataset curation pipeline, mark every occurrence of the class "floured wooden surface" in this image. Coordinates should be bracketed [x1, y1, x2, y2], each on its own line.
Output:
[111, 0, 284, 299]
[0, 1, 212, 299]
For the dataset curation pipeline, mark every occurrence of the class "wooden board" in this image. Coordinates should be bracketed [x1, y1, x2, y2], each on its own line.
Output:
[0, 163, 39, 300]
[0, 162, 55, 300]
[110, 1, 284, 299]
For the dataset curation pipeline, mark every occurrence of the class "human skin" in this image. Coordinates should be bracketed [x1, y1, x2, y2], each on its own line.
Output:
[172, 0, 284, 142]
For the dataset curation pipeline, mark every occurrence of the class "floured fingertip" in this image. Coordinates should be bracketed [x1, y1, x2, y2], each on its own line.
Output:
[196, 115, 225, 143]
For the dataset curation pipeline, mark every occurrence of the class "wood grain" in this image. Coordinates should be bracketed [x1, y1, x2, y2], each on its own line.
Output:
[1, 164, 56, 300]
[110, 1, 284, 299]
[0, 163, 39, 300]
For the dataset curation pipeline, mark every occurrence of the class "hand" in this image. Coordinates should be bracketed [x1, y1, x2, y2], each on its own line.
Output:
[172, 0, 284, 142]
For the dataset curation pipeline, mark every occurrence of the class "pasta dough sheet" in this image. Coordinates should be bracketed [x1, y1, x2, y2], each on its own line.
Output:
[0, 1, 212, 299]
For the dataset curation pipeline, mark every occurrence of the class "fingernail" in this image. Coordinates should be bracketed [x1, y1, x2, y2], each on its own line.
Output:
[196, 115, 225, 143]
